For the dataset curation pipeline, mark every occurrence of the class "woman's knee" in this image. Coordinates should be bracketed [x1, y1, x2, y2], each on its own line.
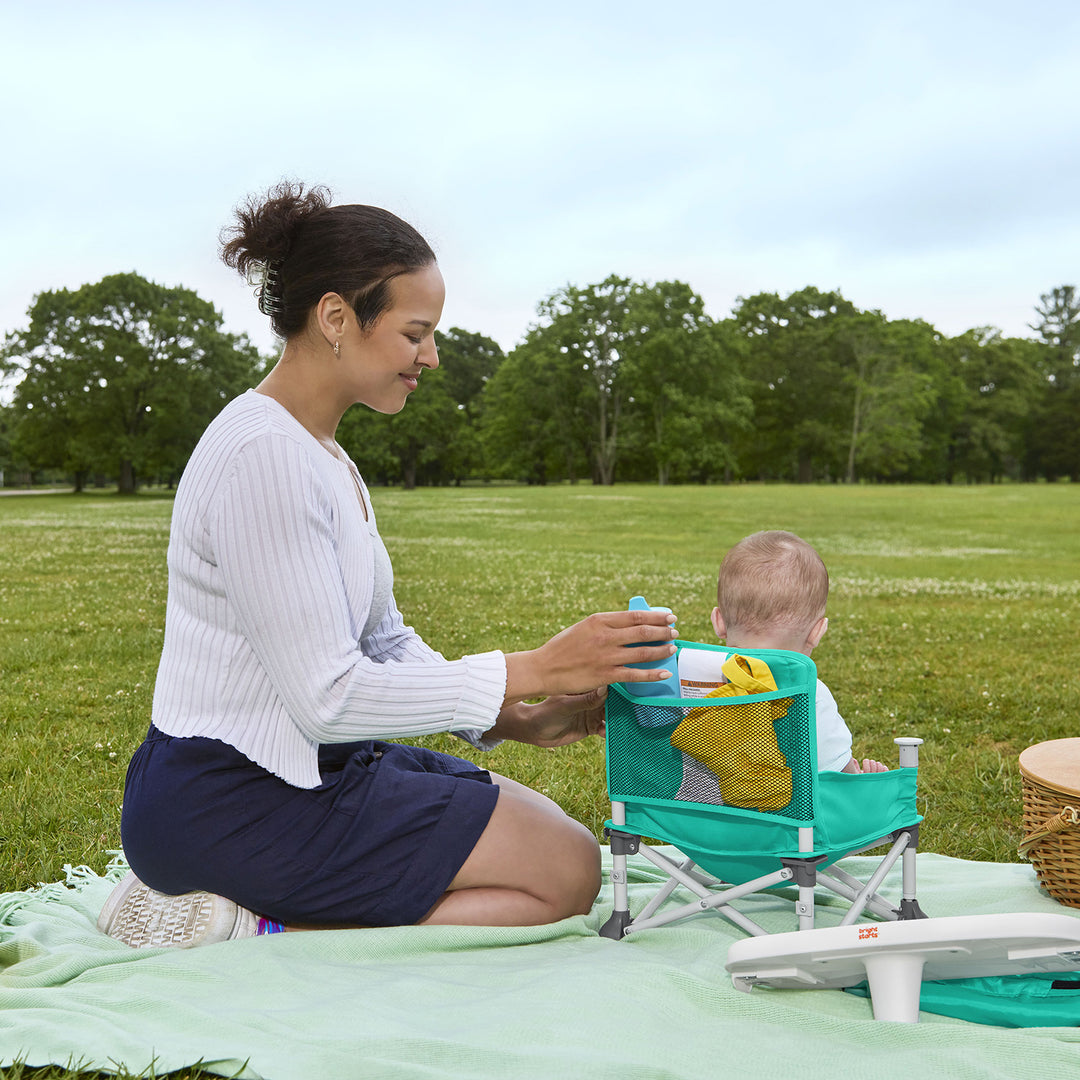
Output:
[451, 787, 601, 911]
[519, 810, 600, 918]
[557, 819, 603, 916]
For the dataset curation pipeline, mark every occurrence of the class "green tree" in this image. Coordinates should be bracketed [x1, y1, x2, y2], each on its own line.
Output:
[1027, 286, 1080, 481]
[1029, 285, 1080, 384]
[528, 276, 637, 484]
[731, 290, 949, 483]
[510, 276, 728, 485]
[434, 327, 505, 483]
[732, 288, 857, 481]
[835, 314, 940, 482]
[0, 404, 14, 486]
[479, 341, 591, 484]
[622, 311, 753, 484]
[435, 327, 504, 420]
[1, 273, 262, 492]
[934, 329, 1044, 483]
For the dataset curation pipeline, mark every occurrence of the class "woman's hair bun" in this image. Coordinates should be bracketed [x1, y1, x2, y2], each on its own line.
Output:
[220, 180, 331, 279]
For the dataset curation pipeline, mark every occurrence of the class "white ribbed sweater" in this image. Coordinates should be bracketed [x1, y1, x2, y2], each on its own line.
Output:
[151, 391, 507, 788]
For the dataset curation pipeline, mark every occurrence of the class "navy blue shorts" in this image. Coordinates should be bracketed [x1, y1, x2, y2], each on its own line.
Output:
[120, 726, 499, 927]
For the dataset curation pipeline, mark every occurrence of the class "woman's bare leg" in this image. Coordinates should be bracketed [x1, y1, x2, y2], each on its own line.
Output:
[416, 772, 601, 926]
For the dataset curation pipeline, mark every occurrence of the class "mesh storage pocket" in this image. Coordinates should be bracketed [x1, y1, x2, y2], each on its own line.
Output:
[605, 692, 687, 802]
[605, 683, 817, 822]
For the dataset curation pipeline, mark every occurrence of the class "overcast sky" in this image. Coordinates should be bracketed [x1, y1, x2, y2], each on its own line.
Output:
[3, 1, 1079, 358]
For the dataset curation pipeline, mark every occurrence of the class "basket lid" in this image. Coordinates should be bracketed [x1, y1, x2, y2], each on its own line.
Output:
[1019, 738, 1080, 797]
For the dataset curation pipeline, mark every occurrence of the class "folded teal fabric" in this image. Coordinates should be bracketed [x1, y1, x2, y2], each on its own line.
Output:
[1, 851, 1078, 1079]
[847, 970, 1080, 1027]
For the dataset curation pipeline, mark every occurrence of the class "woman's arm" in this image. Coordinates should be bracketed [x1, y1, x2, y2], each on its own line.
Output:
[209, 438, 677, 746]
[209, 439, 505, 745]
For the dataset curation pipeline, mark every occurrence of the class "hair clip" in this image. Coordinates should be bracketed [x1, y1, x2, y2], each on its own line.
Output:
[256, 260, 285, 317]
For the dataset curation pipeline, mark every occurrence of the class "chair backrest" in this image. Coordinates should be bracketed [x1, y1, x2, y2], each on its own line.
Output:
[608, 642, 818, 815]
[606, 643, 821, 879]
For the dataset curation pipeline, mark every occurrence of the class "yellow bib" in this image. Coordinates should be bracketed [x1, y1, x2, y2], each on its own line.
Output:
[670, 654, 793, 811]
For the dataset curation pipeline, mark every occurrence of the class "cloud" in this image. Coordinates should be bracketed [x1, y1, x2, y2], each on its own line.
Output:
[2, 1, 1079, 357]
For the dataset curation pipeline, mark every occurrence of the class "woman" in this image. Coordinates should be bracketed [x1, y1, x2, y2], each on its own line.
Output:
[99, 183, 677, 946]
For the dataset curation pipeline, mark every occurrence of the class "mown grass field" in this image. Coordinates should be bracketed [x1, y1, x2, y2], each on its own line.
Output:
[2, 481, 1078, 900]
[1, 481, 1078, 1078]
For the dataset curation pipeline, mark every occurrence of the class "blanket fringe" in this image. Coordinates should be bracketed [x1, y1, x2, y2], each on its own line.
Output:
[0, 850, 130, 926]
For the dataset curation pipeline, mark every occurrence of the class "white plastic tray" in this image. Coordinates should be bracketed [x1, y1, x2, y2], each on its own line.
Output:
[725, 912, 1080, 1022]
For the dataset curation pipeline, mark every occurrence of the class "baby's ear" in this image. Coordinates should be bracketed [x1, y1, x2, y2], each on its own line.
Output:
[711, 606, 726, 641]
[807, 616, 828, 650]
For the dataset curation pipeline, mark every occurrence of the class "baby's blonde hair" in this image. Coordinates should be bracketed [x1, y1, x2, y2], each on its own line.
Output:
[717, 530, 828, 637]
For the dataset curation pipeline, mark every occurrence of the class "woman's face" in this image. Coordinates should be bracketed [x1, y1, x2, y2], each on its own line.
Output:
[343, 263, 445, 414]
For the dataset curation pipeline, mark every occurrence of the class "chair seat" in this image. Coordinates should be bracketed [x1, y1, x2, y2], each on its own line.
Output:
[610, 767, 921, 886]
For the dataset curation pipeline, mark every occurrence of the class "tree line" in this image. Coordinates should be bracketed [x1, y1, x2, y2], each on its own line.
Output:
[2, 272, 1078, 491]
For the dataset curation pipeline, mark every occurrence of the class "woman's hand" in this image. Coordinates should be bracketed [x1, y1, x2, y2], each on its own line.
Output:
[487, 687, 608, 747]
[503, 609, 678, 704]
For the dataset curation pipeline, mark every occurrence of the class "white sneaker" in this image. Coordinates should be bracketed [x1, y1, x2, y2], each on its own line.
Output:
[97, 871, 258, 948]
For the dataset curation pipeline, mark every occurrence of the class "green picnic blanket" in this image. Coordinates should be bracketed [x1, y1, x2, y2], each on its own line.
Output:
[1, 850, 1078, 1079]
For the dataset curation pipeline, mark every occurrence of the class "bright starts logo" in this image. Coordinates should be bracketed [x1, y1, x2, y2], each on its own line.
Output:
[858, 926, 879, 940]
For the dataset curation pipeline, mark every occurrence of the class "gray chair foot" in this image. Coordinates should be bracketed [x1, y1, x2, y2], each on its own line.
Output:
[599, 909, 633, 939]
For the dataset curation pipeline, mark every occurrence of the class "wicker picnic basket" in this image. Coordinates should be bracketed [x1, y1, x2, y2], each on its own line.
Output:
[1018, 738, 1080, 908]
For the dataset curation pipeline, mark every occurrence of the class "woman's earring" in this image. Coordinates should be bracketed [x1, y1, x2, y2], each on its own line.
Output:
[333, 340, 340, 357]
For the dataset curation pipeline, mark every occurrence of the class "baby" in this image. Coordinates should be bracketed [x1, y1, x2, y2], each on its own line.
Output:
[675, 530, 884, 804]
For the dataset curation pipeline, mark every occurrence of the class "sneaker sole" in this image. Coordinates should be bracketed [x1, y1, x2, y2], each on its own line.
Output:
[97, 871, 258, 948]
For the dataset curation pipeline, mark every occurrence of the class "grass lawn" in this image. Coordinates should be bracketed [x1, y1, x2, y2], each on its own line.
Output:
[378, 482, 1080, 866]
[2, 480, 1078, 896]
[1, 481, 1078, 1078]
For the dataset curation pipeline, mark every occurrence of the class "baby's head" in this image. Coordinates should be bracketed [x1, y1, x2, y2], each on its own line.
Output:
[712, 530, 829, 655]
